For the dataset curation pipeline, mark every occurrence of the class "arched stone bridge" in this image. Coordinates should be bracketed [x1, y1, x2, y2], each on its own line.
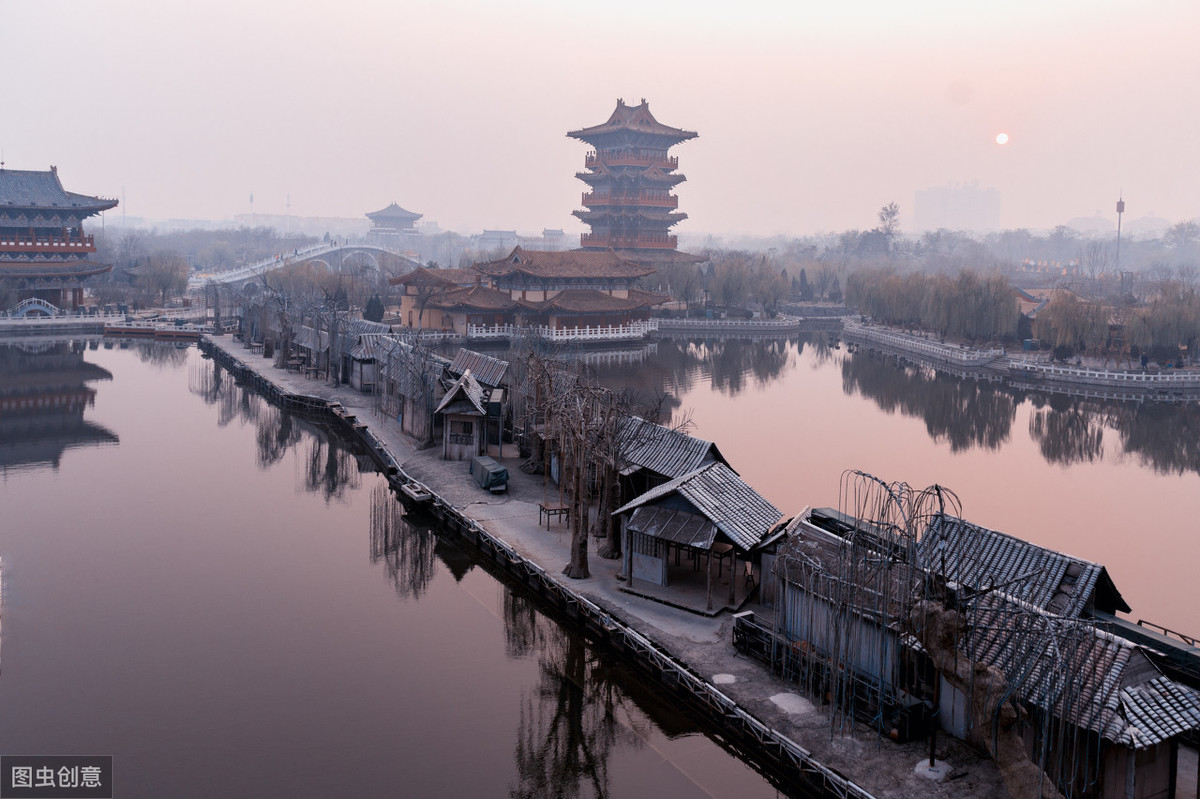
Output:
[187, 242, 420, 291]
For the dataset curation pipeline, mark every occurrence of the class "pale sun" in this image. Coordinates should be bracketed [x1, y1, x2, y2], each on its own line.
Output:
[995, 132, 1010, 145]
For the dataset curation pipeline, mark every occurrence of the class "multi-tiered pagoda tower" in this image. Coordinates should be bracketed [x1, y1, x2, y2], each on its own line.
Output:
[0, 166, 117, 310]
[568, 99, 700, 264]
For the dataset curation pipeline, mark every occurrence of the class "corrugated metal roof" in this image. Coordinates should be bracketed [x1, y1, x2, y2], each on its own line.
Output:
[449, 349, 508, 388]
[627, 505, 717, 549]
[617, 416, 729, 479]
[918, 514, 1129, 617]
[614, 462, 781, 551]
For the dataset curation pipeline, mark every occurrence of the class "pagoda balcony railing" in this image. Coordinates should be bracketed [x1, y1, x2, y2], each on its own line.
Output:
[582, 192, 678, 209]
[581, 232, 677, 249]
[468, 319, 658, 342]
[585, 151, 678, 170]
[0, 234, 96, 253]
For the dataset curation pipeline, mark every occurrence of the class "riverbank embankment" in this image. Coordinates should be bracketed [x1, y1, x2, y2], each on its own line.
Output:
[199, 334, 1006, 799]
[843, 319, 1200, 403]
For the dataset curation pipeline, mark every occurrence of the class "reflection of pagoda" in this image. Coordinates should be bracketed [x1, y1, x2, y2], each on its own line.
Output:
[0, 342, 118, 472]
[365, 202, 422, 250]
[0, 166, 118, 309]
[568, 99, 703, 266]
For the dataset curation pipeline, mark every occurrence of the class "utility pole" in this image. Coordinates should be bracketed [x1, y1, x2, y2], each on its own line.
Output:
[1115, 193, 1125, 272]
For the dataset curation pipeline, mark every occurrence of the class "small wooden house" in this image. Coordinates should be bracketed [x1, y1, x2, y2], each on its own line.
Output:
[435, 369, 487, 461]
[613, 462, 781, 613]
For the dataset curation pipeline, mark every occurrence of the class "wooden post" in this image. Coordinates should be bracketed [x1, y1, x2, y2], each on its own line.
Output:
[728, 552, 736, 606]
[706, 548, 714, 611]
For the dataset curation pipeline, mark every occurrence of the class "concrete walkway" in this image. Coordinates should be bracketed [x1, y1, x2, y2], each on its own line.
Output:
[203, 334, 1008, 799]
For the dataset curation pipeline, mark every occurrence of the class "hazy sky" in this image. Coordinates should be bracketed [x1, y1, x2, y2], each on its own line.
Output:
[3, 1, 1197, 237]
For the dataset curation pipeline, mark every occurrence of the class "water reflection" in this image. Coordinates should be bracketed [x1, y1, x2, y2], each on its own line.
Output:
[301, 436, 362, 502]
[1028, 398, 1106, 466]
[368, 483, 439, 600]
[1106, 402, 1200, 476]
[188, 356, 364, 491]
[841, 350, 1017, 451]
[506, 591, 641, 799]
[0, 340, 118, 474]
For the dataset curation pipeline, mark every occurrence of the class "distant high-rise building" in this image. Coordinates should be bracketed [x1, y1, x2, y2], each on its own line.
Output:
[0, 166, 117, 309]
[568, 99, 702, 265]
[913, 181, 1001, 233]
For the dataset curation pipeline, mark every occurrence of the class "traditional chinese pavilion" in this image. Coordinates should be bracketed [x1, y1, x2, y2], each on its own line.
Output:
[568, 99, 701, 264]
[0, 166, 118, 310]
[365, 202, 422, 249]
[388, 248, 669, 337]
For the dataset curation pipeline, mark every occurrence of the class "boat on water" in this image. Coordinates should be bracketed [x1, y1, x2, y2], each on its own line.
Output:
[103, 319, 206, 340]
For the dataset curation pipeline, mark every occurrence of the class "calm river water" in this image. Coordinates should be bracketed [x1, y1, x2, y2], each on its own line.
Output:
[597, 334, 1200, 635]
[0, 340, 780, 798]
[3, 333, 1197, 797]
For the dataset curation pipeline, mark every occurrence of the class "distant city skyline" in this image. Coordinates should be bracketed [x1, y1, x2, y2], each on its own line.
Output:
[3, 0, 1197, 237]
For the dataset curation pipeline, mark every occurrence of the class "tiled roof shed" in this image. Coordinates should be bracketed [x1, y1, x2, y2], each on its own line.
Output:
[613, 462, 781, 551]
[963, 593, 1200, 749]
[617, 416, 730, 480]
[435, 370, 486, 417]
[449, 349, 508, 388]
[917, 513, 1130, 617]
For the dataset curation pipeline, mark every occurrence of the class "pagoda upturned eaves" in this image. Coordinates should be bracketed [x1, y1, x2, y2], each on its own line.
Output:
[568, 99, 696, 254]
[0, 166, 118, 309]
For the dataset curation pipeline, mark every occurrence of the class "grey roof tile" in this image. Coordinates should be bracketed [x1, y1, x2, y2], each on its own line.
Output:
[614, 462, 780, 551]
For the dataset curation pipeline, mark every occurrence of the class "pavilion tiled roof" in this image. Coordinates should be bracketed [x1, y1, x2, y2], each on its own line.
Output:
[614, 462, 781, 552]
[567, 99, 698, 145]
[389, 266, 480, 288]
[0, 260, 113, 279]
[428, 284, 517, 312]
[366, 202, 422, 223]
[521, 288, 668, 314]
[474, 247, 654, 281]
[0, 168, 117, 216]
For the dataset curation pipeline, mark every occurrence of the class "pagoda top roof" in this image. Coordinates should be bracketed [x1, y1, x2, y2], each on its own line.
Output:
[366, 202, 422, 223]
[474, 246, 655, 280]
[568, 99, 697, 145]
[0, 167, 117, 216]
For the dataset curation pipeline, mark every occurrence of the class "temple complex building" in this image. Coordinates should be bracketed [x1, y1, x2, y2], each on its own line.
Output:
[568, 99, 703, 266]
[365, 202, 422, 250]
[389, 247, 668, 338]
[0, 166, 117, 310]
